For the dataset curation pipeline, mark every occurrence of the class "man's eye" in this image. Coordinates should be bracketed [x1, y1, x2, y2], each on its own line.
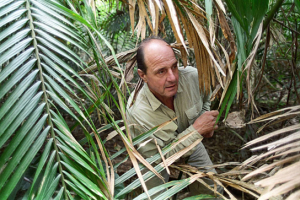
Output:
[158, 70, 164, 74]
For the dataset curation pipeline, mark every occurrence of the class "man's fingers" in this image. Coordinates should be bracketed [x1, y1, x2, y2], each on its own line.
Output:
[210, 110, 219, 117]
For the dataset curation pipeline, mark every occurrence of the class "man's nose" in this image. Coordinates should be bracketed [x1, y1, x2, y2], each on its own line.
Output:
[166, 69, 176, 81]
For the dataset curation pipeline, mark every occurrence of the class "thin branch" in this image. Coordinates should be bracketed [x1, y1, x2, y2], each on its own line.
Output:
[272, 18, 300, 35]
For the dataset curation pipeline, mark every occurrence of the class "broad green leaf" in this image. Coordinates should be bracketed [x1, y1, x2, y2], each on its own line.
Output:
[53, 187, 64, 200]
[39, 47, 85, 80]
[0, 103, 45, 167]
[0, 81, 41, 136]
[231, 17, 247, 70]
[296, 0, 300, 12]
[36, 163, 59, 200]
[0, 0, 15, 8]
[57, 143, 99, 177]
[216, 70, 238, 122]
[44, 75, 86, 121]
[64, 179, 92, 200]
[0, 69, 37, 117]
[31, 0, 76, 28]
[29, 138, 54, 198]
[35, 151, 56, 198]
[223, 0, 245, 31]
[31, 8, 85, 44]
[55, 129, 97, 169]
[41, 63, 74, 97]
[0, 1, 25, 19]
[0, 92, 42, 153]
[0, 127, 49, 199]
[66, 190, 75, 200]
[38, 0, 94, 30]
[0, 116, 48, 190]
[0, 29, 30, 54]
[248, 0, 269, 45]
[46, 90, 79, 121]
[0, 19, 28, 42]
[0, 38, 32, 66]
[154, 178, 192, 200]
[36, 30, 82, 62]
[0, 9, 26, 28]
[0, 59, 35, 99]
[133, 180, 185, 200]
[0, 48, 34, 83]
[61, 161, 106, 198]
[34, 22, 85, 52]
[37, 36, 80, 66]
[63, 160, 101, 198]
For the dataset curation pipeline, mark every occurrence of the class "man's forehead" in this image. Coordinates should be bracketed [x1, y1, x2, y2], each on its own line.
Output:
[144, 39, 169, 51]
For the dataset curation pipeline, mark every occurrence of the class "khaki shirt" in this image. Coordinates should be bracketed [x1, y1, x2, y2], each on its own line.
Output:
[126, 66, 211, 159]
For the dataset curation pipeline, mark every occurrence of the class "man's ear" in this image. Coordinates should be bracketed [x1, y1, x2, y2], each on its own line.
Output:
[137, 69, 147, 82]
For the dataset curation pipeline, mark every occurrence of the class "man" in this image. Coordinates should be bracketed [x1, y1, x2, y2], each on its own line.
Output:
[126, 36, 221, 197]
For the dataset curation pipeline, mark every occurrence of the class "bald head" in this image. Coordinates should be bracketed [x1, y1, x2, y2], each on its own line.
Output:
[137, 36, 174, 74]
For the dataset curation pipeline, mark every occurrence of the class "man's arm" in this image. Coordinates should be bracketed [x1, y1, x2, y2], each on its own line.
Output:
[128, 110, 218, 160]
[128, 110, 203, 160]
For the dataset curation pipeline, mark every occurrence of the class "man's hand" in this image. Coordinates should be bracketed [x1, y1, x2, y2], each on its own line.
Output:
[192, 110, 219, 138]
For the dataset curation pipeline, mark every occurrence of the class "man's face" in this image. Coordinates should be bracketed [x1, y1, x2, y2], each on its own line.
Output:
[138, 40, 179, 103]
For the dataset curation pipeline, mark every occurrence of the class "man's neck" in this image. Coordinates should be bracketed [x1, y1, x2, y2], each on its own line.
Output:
[147, 85, 175, 111]
[158, 96, 175, 111]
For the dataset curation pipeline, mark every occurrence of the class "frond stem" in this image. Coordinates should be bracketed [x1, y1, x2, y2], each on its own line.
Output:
[25, 0, 68, 199]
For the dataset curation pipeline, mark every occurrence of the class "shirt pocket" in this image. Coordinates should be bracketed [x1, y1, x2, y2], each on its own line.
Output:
[185, 101, 203, 125]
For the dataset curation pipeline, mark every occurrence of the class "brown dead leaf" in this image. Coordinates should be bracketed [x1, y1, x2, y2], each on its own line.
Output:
[161, 0, 187, 53]
[243, 22, 263, 104]
[286, 190, 300, 200]
[124, 55, 136, 82]
[215, 1, 236, 64]
[256, 161, 300, 200]
[225, 110, 246, 128]
[186, 8, 225, 76]
[128, 0, 136, 33]
[242, 124, 300, 149]
[242, 154, 300, 181]
[106, 126, 125, 141]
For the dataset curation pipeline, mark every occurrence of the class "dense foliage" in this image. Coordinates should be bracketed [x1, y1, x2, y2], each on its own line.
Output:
[0, 0, 299, 199]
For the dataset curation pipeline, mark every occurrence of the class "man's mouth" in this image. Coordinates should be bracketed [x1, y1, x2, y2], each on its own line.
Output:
[166, 84, 176, 89]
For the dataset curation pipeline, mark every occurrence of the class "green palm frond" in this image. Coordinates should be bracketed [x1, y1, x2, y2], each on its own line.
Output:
[0, 0, 115, 199]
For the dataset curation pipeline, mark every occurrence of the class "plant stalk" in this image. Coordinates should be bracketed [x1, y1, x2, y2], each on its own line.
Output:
[263, 0, 285, 31]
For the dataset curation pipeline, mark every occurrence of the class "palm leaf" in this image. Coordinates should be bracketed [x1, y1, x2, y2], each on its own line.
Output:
[0, 0, 120, 199]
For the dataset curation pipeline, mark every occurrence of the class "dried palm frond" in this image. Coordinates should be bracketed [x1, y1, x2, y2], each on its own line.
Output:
[225, 107, 300, 200]
[81, 47, 138, 74]
[125, 0, 235, 94]
[175, 107, 299, 199]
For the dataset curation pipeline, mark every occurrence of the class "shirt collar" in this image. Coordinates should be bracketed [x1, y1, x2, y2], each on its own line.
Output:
[144, 83, 162, 111]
